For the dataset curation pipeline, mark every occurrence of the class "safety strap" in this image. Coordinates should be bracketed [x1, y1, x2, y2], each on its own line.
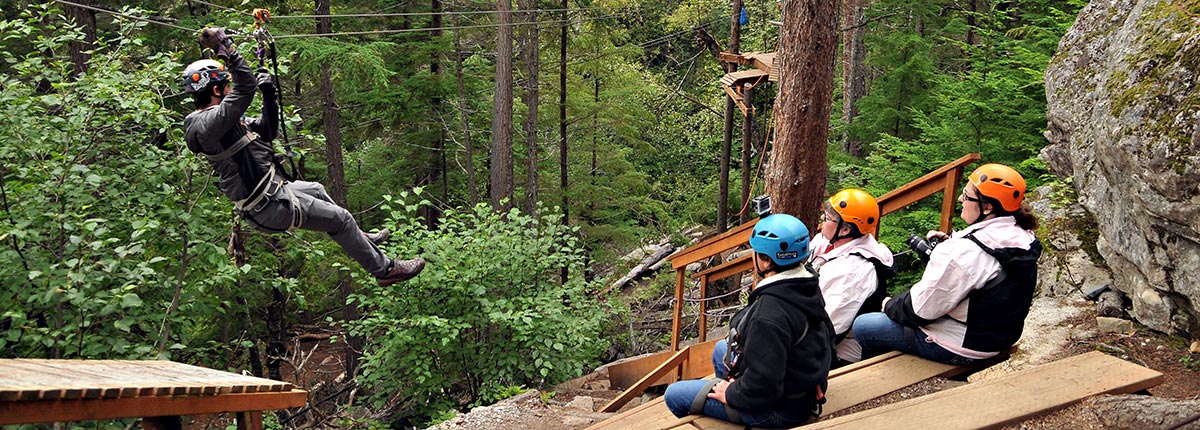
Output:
[233, 163, 278, 211]
[204, 132, 259, 162]
[689, 379, 722, 415]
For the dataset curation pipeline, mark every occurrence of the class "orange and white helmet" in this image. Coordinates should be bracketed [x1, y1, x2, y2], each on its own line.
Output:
[828, 188, 880, 236]
[180, 59, 229, 94]
[967, 163, 1026, 212]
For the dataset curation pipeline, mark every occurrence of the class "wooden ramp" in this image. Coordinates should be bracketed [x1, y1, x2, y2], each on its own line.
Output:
[588, 351, 1161, 430]
[587, 351, 978, 430]
[795, 351, 1162, 430]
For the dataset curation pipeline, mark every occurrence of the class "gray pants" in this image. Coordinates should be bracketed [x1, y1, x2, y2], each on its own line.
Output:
[244, 180, 390, 276]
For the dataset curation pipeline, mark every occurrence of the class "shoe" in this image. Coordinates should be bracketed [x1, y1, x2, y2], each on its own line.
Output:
[376, 257, 425, 286]
[365, 228, 390, 246]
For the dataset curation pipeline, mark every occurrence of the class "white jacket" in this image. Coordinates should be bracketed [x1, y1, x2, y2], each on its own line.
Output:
[809, 234, 894, 362]
[907, 216, 1038, 359]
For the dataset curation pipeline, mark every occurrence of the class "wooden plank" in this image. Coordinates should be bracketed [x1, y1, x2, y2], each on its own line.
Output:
[795, 351, 1163, 430]
[13, 360, 171, 399]
[0, 360, 291, 402]
[0, 389, 308, 425]
[588, 396, 672, 430]
[600, 347, 692, 413]
[682, 340, 719, 380]
[666, 220, 757, 269]
[822, 353, 959, 414]
[598, 350, 997, 430]
[717, 52, 750, 64]
[827, 351, 903, 379]
[877, 153, 980, 217]
[750, 53, 774, 74]
[690, 254, 752, 282]
[608, 350, 678, 391]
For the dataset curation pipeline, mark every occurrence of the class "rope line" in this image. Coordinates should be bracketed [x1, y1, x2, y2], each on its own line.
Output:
[683, 284, 747, 302]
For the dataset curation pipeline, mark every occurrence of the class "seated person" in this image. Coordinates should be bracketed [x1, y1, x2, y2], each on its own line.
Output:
[663, 214, 834, 428]
[808, 189, 894, 366]
[853, 163, 1041, 364]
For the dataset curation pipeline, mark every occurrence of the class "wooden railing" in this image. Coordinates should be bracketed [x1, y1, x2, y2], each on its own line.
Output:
[603, 153, 981, 412]
[665, 152, 980, 352]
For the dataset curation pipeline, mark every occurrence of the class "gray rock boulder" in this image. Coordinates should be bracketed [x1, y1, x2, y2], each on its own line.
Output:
[1043, 0, 1200, 337]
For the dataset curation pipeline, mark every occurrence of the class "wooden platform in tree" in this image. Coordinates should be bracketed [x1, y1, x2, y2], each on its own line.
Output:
[0, 359, 306, 428]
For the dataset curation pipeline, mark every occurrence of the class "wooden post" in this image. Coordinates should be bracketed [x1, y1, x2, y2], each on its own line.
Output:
[698, 276, 709, 342]
[670, 269, 685, 352]
[236, 411, 263, 430]
[940, 167, 966, 232]
[142, 416, 182, 430]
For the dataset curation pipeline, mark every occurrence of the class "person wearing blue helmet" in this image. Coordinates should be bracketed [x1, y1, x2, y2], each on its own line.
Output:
[663, 213, 835, 428]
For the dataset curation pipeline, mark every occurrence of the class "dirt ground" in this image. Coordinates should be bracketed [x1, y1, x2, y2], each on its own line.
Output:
[426, 296, 1200, 430]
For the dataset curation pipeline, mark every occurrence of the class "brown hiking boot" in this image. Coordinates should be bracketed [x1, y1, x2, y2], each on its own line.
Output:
[376, 257, 425, 286]
[365, 228, 390, 246]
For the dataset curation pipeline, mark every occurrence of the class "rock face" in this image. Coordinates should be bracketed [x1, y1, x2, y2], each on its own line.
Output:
[1043, 0, 1200, 337]
[1029, 185, 1114, 298]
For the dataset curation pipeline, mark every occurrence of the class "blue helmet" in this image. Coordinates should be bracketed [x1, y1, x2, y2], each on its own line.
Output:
[749, 214, 811, 267]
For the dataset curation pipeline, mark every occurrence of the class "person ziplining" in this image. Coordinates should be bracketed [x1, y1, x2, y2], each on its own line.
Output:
[181, 23, 424, 286]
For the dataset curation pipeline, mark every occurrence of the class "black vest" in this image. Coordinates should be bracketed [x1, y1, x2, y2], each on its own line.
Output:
[960, 234, 1043, 352]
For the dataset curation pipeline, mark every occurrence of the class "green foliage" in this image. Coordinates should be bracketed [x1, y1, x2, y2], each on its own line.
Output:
[0, 5, 236, 359]
[347, 192, 608, 420]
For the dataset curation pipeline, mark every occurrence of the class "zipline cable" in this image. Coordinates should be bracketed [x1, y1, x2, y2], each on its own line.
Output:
[272, 6, 608, 19]
[189, 0, 607, 20]
[54, 0, 197, 33]
[273, 12, 629, 39]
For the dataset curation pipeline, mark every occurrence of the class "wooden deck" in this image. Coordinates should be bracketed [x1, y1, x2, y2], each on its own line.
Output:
[0, 359, 306, 428]
[587, 351, 1162, 430]
[588, 351, 973, 430]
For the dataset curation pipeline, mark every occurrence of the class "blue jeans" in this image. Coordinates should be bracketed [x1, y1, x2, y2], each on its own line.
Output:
[662, 340, 813, 428]
[852, 313, 978, 365]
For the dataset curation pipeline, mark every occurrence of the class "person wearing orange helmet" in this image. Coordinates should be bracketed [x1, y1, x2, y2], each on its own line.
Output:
[853, 163, 1041, 364]
[808, 189, 894, 366]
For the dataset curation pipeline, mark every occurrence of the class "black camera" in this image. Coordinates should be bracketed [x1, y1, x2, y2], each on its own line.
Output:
[751, 195, 772, 217]
[906, 234, 945, 261]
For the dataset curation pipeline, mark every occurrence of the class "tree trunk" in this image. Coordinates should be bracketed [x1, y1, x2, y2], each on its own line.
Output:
[428, 0, 445, 228]
[519, 0, 540, 216]
[454, 11, 477, 206]
[767, 0, 838, 228]
[718, 0, 744, 233]
[1087, 395, 1200, 430]
[316, 0, 361, 377]
[491, 0, 516, 211]
[739, 83, 754, 224]
[558, 0, 569, 284]
[65, 0, 96, 77]
[841, 0, 867, 157]
[316, 2, 346, 206]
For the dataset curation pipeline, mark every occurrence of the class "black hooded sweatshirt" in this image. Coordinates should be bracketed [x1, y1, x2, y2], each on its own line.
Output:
[725, 267, 835, 415]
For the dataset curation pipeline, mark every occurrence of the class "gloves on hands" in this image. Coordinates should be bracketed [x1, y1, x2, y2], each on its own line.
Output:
[256, 68, 275, 91]
[199, 27, 235, 59]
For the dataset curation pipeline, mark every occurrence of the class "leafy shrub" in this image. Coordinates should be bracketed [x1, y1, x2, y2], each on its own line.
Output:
[0, 5, 241, 359]
[347, 191, 608, 419]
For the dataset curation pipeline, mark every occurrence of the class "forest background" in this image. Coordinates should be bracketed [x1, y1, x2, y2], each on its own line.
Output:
[0, 0, 1084, 426]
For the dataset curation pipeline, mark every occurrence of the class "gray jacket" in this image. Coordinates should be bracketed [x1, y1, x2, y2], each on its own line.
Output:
[183, 49, 281, 202]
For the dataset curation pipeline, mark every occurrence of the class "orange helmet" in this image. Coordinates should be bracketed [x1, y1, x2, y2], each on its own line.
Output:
[968, 163, 1026, 212]
[828, 188, 880, 236]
